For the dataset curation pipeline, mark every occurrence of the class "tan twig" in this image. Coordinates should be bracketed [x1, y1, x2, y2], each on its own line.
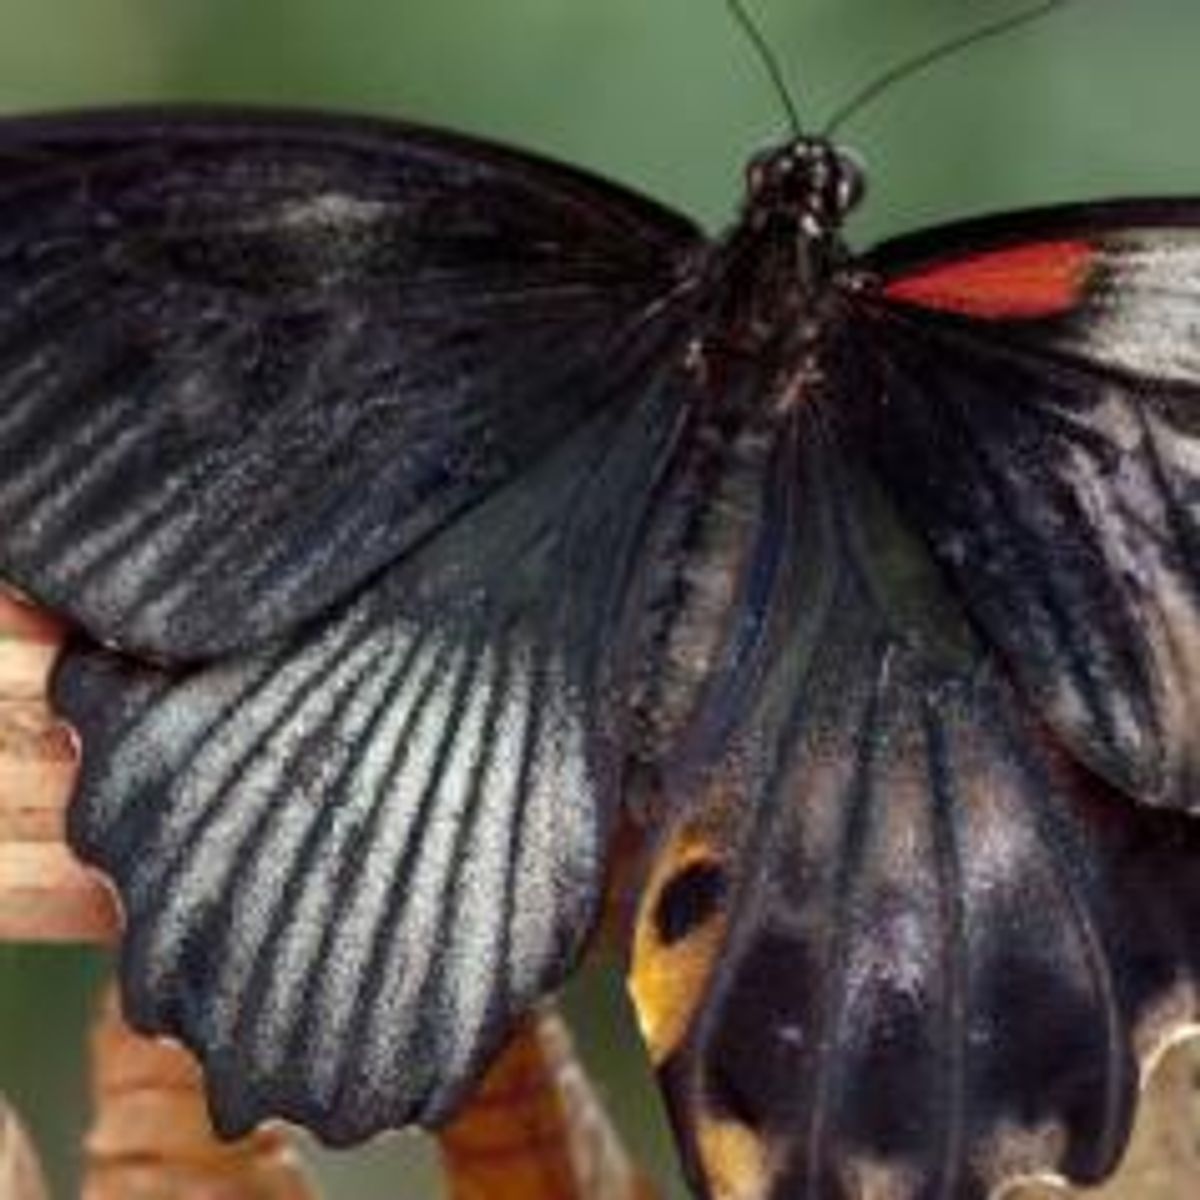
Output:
[440, 1006, 660, 1200]
[0, 1094, 50, 1200]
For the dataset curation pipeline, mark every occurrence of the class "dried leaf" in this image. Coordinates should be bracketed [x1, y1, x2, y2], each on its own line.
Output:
[0, 1094, 49, 1200]
[439, 1005, 660, 1200]
[84, 985, 320, 1200]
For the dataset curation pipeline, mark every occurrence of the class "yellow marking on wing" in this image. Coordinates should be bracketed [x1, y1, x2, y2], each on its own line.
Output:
[629, 823, 728, 1066]
[695, 1112, 772, 1200]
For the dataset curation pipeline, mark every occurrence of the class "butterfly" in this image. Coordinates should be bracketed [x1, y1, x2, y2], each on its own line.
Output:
[0, 42, 1199, 1200]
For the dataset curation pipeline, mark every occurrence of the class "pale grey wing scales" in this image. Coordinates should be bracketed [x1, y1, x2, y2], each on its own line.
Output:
[64, 620, 595, 1139]
[61, 596, 609, 1141]
[0, 109, 698, 659]
[645, 423, 1200, 1200]
[246, 628, 460, 1113]
[58, 345, 691, 1141]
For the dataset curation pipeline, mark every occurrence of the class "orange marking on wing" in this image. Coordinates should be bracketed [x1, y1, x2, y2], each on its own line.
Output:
[884, 239, 1096, 318]
[695, 1115, 773, 1200]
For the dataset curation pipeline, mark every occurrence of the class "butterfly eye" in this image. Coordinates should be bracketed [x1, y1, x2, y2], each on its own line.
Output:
[745, 148, 779, 199]
[833, 147, 867, 216]
[802, 142, 866, 221]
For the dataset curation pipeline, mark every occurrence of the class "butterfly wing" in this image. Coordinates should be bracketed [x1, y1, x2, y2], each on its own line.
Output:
[629, 205, 1200, 1198]
[630, 407, 1200, 1199]
[849, 202, 1200, 812]
[61, 359, 688, 1140]
[0, 108, 697, 658]
[0, 109, 702, 1138]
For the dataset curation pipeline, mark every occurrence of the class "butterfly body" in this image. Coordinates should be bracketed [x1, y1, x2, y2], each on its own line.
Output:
[0, 106, 1198, 1199]
[675, 139, 867, 408]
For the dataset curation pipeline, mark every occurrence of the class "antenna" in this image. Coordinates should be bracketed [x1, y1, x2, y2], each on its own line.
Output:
[725, 0, 803, 137]
[824, 0, 1072, 136]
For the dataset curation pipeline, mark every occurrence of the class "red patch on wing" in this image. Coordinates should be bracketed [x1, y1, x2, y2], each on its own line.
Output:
[883, 239, 1096, 319]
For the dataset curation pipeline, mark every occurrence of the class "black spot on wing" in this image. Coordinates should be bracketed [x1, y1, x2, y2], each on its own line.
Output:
[656, 861, 728, 947]
[704, 928, 818, 1133]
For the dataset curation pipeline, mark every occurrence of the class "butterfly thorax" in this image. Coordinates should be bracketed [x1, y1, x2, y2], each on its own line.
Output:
[624, 141, 871, 764]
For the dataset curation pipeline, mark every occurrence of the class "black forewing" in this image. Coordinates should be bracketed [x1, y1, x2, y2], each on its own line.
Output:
[0, 108, 699, 658]
[846, 201, 1200, 812]
[642, 409, 1200, 1199]
[0, 108, 705, 1140]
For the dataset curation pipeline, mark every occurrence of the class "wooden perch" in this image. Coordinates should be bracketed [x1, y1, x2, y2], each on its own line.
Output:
[440, 1007, 659, 1200]
[0, 591, 117, 943]
[83, 986, 319, 1200]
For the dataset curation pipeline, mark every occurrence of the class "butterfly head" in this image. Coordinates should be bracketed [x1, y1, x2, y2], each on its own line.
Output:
[744, 137, 865, 235]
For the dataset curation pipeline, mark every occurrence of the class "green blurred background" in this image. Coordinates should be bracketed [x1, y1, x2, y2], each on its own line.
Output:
[1, 0, 1199, 1196]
